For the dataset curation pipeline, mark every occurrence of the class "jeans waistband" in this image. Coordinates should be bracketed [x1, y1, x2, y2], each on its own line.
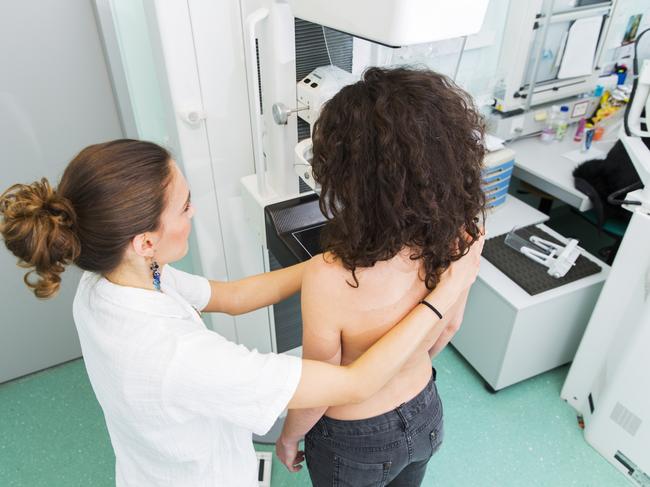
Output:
[317, 368, 440, 436]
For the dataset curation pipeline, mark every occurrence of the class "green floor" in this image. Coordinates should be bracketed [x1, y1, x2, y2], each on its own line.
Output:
[0, 347, 628, 487]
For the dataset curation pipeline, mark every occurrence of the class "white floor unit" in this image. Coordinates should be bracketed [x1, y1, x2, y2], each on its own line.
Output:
[452, 199, 609, 391]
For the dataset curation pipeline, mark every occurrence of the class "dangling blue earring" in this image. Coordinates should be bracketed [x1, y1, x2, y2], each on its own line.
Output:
[150, 260, 161, 291]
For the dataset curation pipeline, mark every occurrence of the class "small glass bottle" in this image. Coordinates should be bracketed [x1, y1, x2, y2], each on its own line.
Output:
[540, 105, 559, 143]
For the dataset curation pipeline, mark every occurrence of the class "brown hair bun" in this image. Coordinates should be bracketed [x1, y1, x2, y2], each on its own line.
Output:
[0, 178, 80, 298]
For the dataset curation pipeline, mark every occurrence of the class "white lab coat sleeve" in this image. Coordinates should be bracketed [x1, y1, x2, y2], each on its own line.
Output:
[161, 265, 212, 311]
[161, 329, 302, 435]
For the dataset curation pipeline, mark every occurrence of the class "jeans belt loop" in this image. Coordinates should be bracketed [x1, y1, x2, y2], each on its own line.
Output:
[319, 417, 330, 437]
[395, 403, 409, 431]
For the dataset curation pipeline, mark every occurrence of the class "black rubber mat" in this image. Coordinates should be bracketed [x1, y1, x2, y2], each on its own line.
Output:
[483, 225, 602, 295]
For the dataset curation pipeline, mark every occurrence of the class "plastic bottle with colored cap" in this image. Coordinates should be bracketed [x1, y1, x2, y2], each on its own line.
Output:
[555, 105, 570, 141]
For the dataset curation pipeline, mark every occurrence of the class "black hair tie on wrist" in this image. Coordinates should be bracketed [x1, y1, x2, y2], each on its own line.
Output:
[419, 300, 443, 320]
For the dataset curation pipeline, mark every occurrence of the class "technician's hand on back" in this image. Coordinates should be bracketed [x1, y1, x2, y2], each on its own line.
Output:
[0, 139, 482, 487]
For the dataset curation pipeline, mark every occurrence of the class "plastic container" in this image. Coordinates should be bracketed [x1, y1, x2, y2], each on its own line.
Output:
[555, 105, 570, 141]
[582, 124, 595, 153]
[574, 118, 587, 142]
[593, 125, 604, 141]
[540, 105, 559, 143]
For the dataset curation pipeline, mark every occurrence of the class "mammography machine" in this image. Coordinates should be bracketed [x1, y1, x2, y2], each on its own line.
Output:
[561, 32, 650, 483]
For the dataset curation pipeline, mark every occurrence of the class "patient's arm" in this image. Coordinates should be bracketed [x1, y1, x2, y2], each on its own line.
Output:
[428, 289, 470, 359]
[277, 256, 343, 471]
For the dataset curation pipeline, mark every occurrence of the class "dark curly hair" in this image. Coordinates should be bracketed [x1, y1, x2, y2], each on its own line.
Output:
[311, 67, 486, 289]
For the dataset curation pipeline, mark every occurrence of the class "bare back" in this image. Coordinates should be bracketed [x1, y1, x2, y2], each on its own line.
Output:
[303, 250, 440, 420]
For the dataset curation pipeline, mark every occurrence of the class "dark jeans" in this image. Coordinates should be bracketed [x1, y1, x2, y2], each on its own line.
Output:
[305, 368, 443, 487]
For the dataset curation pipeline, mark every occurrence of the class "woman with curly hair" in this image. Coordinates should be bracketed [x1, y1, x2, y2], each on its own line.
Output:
[276, 67, 486, 486]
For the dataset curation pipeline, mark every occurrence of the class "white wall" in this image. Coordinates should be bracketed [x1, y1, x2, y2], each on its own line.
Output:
[0, 0, 123, 382]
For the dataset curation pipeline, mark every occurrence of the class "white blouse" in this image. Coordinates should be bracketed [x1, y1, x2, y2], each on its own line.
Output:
[73, 266, 302, 486]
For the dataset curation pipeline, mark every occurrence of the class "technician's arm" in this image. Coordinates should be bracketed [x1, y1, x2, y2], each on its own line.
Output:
[287, 236, 484, 409]
[203, 261, 307, 315]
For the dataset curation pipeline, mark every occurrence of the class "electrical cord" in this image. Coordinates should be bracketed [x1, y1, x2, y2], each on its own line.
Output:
[623, 27, 650, 137]
[322, 25, 333, 66]
[615, 27, 650, 207]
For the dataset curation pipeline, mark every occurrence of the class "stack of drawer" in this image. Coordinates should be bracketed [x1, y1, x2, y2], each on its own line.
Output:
[483, 147, 515, 209]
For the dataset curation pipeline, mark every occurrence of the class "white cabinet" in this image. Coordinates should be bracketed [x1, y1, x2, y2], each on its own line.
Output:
[453, 215, 609, 391]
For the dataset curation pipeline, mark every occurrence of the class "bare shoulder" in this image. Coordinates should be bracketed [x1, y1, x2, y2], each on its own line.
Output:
[304, 252, 349, 287]
[302, 253, 355, 308]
